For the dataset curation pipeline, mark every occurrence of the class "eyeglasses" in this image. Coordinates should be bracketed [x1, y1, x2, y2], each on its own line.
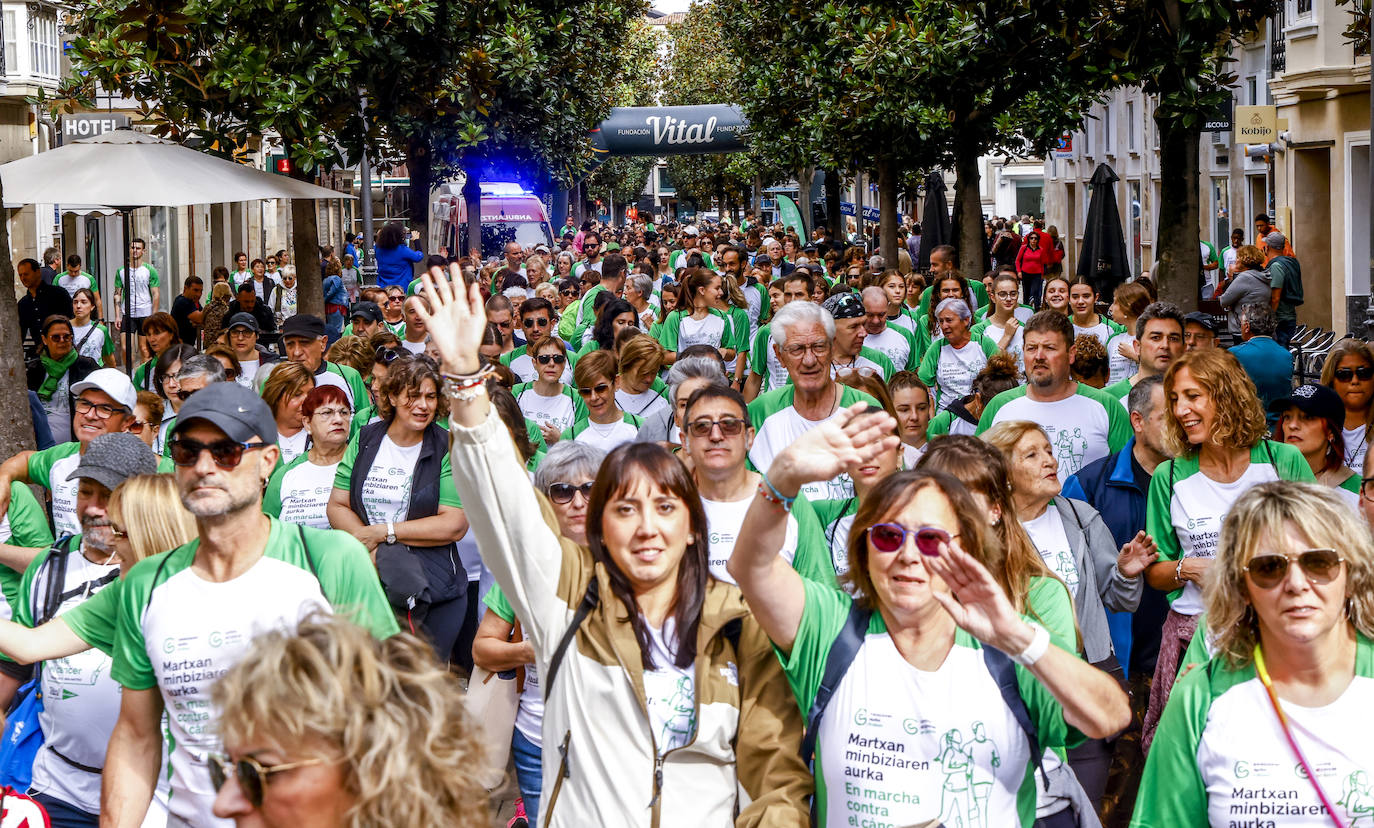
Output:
[547, 481, 595, 504]
[866, 523, 954, 556]
[995, 291, 1019, 300]
[686, 417, 747, 438]
[209, 754, 326, 809]
[129, 420, 148, 431]
[577, 382, 611, 397]
[168, 437, 267, 469]
[311, 407, 352, 419]
[781, 341, 832, 359]
[387, 296, 403, 305]
[110, 526, 129, 539]
[536, 353, 567, 365]
[74, 398, 129, 419]
[375, 346, 402, 365]
[1334, 366, 1374, 382]
[46, 333, 72, 343]
[1244, 549, 1344, 589]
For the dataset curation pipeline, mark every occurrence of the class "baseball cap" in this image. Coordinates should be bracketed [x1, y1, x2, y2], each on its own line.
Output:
[172, 381, 279, 445]
[823, 292, 865, 320]
[1183, 312, 1221, 332]
[605, 242, 622, 252]
[70, 368, 136, 412]
[1268, 383, 1344, 424]
[280, 314, 326, 340]
[1265, 231, 1287, 250]
[683, 225, 699, 237]
[66, 432, 157, 491]
[226, 312, 260, 333]
[350, 301, 383, 324]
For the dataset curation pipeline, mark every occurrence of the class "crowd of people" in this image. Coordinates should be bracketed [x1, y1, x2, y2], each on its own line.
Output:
[0, 210, 1366, 828]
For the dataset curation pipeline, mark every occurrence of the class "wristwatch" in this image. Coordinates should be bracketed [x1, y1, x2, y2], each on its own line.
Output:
[385, 521, 396, 545]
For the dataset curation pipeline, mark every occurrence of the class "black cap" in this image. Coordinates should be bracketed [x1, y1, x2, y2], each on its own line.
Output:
[1184, 312, 1220, 332]
[1268, 383, 1344, 424]
[226, 312, 259, 333]
[67, 433, 157, 491]
[172, 381, 278, 444]
[350, 301, 383, 324]
[281, 314, 325, 340]
[823, 292, 865, 320]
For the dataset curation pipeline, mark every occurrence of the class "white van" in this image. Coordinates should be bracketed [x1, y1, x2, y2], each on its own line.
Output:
[428, 181, 555, 261]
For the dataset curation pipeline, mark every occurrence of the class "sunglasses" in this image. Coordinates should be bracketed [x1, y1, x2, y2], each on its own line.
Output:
[686, 417, 747, 438]
[1244, 549, 1344, 589]
[46, 333, 73, 343]
[577, 382, 611, 397]
[560, 289, 579, 297]
[174, 389, 200, 402]
[866, 523, 953, 556]
[375, 346, 402, 364]
[209, 754, 325, 809]
[1334, 366, 1374, 382]
[523, 317, 550, 328]
[547, 481, 595, 504]
[168, 437, 267, 469]
[536, 353, 567, 365]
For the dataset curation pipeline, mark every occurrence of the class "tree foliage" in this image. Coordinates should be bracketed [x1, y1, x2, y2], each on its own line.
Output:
[585, 20, 662, 215]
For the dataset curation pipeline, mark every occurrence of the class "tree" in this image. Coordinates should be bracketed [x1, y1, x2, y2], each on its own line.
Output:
[585, 20, 662, 223]
[0, 176, 35, 452]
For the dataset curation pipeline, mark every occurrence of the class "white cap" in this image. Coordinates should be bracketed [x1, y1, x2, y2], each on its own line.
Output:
[683, 225, 699, 237]
[70, 368, 137, 412]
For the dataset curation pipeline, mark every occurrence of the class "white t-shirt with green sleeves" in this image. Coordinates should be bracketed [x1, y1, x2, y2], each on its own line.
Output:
[111, 518, 399, 828]
[1132, 634, 1374, 828]
[917, 335, 998, 411]
[977, 384, 1133, 482]
[699, 494, 799, 584]
[748, 324, 789, 393]
[781, 578, 1070, 828]
[114, 264, 160, 317]
[860, 324, 919, 372]
[660, 309, 726, 353]
[831, 347, 897, 383]
[1146, 441, 1315, 616]
[262, 455, 338, 530]
[1105, 331, 1138, 387]
[747, 385, 880, 502]
[563, 413, 642, 451]
[971, 318, 1024, 364]
[27, 442, 83, 537]
[514, 383, 580, 435]
[1021, 506, 1080, 593]
[1072, 317, 1123, 346]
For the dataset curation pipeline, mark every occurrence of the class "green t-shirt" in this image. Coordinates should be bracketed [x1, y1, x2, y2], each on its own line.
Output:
[0, 481, 53, 617]
[657, 307, 737, 355]
[263, 454, 339, 530]
[111, 518, 399, 826]
[60, 577, 122, 655]
[781, 577, 1070, 827]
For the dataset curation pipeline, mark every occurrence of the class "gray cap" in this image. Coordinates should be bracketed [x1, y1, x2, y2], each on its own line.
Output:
[172, 381, 278, 444]
[1264, 231, 1287, 250]
[66, 432, 158, 491]
[226, 312, 259, 333]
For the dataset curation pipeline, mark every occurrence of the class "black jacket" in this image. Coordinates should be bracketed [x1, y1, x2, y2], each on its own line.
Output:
[18, 284, 75, 347]
[26, 353, 100, 407]
[226, 300, 277, 333]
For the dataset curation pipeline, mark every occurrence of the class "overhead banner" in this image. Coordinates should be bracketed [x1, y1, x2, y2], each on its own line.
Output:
[776, 194, 804, 234]
[590, 105, 748, 159]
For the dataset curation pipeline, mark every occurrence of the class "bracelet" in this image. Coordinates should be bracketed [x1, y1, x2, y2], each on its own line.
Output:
[760, 472, 796, 510]
[1175, 558, 1185, 585]
[441, 368, 494, 400]
[1009, 624, 1051, 667]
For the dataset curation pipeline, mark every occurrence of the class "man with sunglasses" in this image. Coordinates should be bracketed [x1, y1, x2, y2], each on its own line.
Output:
[0, 369, 139, 539]
[103, 382, 398, 828]
[225, 313, 279, 388]
[4, 433, 158, 826]
[572, 231, 604, 282]
[279, 314, 368, 410]
[501, 298, 572, 383]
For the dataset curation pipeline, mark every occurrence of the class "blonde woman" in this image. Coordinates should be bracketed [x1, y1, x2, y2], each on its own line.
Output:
[211, 614, 489, 827]
[1132, 482, 1374, 827]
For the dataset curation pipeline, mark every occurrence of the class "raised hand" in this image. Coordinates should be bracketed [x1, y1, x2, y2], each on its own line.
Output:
[767, 403, 899, 496]
[414, 264, 486, 376]
[1116, 530, 1159, 578]
[924, 537, 1033, 653]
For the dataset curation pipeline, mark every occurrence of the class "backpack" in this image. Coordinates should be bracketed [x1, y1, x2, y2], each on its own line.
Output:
[1269, 255, 1303, 307]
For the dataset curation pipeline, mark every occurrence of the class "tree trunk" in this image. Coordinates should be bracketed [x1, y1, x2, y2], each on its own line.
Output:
[462, 156, 483, 262]
[715, 178, 726, 225]
[1153, 115, 1203, 309]
[752, 174, 763, 219]
[854, 171, 866, 243]
[877, 157, 899, 269]
[406, 136, 433, 233]
[288, 165, 324, 318]
[953, 147, 985, 278]
[0, 181, 36, 453]
[825, 171, 844, 242]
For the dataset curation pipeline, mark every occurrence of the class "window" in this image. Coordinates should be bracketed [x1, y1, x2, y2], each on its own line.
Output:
[1126, 101, 1136, 152]
[1103, 103, 1113, 151]
[1246, 76, 1258, 106]
[1295, 0, 1312, 15]
[2, 10, 17, 76]
[29, 12, 58, 78]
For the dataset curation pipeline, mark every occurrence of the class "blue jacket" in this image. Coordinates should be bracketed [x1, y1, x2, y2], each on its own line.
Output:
[1063, 438, 1169, 678]
[373, 243, 424, 289]
[1229, 336, 1292, 426]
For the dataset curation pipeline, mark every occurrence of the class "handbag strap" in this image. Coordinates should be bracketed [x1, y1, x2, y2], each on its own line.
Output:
[545, 578, 600, 695]
[1253, 645, 1348, 828]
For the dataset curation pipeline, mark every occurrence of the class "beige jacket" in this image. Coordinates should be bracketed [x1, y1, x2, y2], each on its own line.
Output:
[449, 411, 811, 828]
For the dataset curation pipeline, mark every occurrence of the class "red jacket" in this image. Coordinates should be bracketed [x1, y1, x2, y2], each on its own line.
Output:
[1017, 244, 1050, 275]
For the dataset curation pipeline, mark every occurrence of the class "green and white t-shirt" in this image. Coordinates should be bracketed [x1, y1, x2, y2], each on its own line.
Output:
[617, 379, 671, 420]
[658, 308, 731, 355]
[832, 347, 898, 383]
[71, 321, 115, 364]
[28, 442, 83, 537]
[1021, 505, 1081, 594]
[263, 455, 339, 530]
[781, 578, 1069, 828]
[748, 325, 790, 394]
[971, 318, 1025, 364]
[114, 264, 160, 317]
[748, 385, 880, 502]
[334, 434, 461, 526]
[668, 249, 714, 272]
[1072, 317, 1124, 347]
[1131, 635, 1374, 828]
[111, 519, 399, 827]
[1103, 377, 1132, 410]
[562, 412, 643, 451]
[917, 336, 999, 411]
[514, 383, 582, 435]
[977, 384, 1133, 482]
[0, 482, 53, 619]
[501, 345, 574, 385]
[1105, 331, 1138, 387]
[18, 535, 121, 814]
[700, 491, 801, 584]
[862, 324, 920, 373]
[1147, 441, 1314, 615]
[809, 497, 858, 581]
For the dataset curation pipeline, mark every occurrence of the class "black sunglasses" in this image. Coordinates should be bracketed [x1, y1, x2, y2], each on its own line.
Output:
[209, 754, 325, 809]
[547, 481, 594, 504]
[1334, 366, 1374, 382]
[175, 389, 198, 402]
[168, 437, 267, 469]
[523, 317, 550, 327]
[536, 353, 567, 365]
[375, 346, 402, 364]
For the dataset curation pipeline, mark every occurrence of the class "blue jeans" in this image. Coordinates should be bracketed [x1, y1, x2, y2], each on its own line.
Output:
[29, 792, 97, 827]
[512, 728, 543, 823]
[1275, 317, 1296, 347]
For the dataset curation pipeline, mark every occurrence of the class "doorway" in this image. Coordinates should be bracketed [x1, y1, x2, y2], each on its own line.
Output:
[1293, 147, 1332, 327]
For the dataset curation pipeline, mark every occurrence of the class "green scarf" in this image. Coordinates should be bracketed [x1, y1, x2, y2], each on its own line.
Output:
[38, 349, 80, 401]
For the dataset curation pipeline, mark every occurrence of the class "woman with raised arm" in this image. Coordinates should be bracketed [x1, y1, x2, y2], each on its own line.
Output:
[727, 405, 1131, 828]
[415, 265, 812, 828]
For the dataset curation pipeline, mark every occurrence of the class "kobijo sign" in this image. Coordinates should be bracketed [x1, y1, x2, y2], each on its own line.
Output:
[57, 114, 132, 146]
[1234, 106, 1277, 144]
